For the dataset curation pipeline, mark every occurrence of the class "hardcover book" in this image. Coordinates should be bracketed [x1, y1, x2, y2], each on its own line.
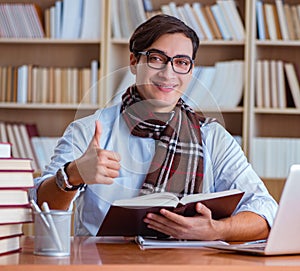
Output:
[97, 189, 244, 237]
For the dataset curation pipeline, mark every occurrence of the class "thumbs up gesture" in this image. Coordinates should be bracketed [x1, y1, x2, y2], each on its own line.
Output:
[67, 120, 121, 186]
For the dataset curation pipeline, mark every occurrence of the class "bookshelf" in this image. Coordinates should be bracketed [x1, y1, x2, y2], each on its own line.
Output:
[247, 0, 300, 182]
[0, 0, 299, 196]
[106, 0, 248, 154]
[0, 0, 106, 136]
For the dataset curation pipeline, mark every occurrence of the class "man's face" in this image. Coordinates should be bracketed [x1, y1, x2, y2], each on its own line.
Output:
[130, 33, 194, 113]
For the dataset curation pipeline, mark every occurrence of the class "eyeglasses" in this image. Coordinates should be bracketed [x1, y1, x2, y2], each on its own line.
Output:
[137, 49, 194, 74]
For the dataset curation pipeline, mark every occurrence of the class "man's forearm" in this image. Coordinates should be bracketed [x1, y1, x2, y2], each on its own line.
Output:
[37, 176, 77, 210]
[216, 211, 270, 241]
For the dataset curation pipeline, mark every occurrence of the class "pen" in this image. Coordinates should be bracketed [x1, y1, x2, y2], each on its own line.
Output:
[41, 202, 63, 251]
[30, 199, 50, 228]
[243, 239, 267, 245]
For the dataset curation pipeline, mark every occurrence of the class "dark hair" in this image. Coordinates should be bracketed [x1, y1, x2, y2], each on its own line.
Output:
[129, 14, 199, 60]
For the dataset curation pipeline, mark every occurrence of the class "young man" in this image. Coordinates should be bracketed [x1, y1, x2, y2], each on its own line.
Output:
[31, 15, 277, 240]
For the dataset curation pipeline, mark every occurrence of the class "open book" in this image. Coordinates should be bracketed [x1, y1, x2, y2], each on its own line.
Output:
[97, 189, 244, 237]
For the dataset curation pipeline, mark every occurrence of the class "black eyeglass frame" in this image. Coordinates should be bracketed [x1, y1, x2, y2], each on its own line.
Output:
[136, 49, 194, 74]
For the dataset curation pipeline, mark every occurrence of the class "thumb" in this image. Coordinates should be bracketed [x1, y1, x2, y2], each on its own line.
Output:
[195, 203, 212, 218]
[90, 120, 102, 148]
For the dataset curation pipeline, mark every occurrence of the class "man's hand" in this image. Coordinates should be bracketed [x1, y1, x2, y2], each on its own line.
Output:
[144, 203, 222, 240]
[67, 120, 121, 186]
[144, 203, 270, 241]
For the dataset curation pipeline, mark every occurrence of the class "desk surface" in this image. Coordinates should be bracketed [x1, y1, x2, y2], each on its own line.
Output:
[1, 236, 300, 270]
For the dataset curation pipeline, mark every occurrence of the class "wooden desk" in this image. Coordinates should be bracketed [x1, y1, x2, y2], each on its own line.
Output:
[1, 236, 300, 270]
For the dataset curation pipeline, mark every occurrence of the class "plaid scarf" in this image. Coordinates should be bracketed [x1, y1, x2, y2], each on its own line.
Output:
[121, 85, 210, 196]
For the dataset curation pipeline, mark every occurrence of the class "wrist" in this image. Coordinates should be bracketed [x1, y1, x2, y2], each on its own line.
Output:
[55, 161, 85, 192]
[65, 161, 84, 186]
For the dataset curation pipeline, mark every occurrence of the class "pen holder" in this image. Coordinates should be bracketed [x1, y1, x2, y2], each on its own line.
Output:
[33, 210, 72, 256]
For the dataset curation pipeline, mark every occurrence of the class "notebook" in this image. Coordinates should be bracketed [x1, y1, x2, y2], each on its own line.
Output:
[206, 164, 300, 256]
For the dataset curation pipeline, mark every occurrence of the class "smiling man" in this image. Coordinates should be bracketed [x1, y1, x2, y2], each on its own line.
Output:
[32, 14, 277, 240]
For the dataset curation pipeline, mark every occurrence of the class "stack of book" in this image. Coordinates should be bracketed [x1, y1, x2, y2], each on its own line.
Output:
[0, 142, 34, 256]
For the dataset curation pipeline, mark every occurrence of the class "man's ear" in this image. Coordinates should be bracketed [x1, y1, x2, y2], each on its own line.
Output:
[129, 53, 137, 74]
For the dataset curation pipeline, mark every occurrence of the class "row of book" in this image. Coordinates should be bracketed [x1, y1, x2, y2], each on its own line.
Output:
[113, 60, 244, 109]
[112, 0, 245, 41]
[44, 0, 102, 39]
[256, 0, 300, 41]
[0, 3, 44, 38]
[251, 137, 300, 178]
[255, 60, 300, 109]
[0, 142, 34, 256]
[0, 60, 100, 105]
[0, 0, 102, 39]
[0, 121, 58, 172]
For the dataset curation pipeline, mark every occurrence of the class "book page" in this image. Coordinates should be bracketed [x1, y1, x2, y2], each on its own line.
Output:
[112, 192, 179, 207]
[179, 189, 243, 205]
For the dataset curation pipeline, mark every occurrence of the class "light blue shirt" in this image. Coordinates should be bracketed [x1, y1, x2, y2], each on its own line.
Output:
[30, 103, 278, 236]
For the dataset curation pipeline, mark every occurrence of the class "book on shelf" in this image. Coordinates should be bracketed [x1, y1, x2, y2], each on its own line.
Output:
[284, 62, 300, 109]
[0, 235, 22, 256]
[135, 235, 228, 250]
[97, 189, 244, 237]
[283, 3, 296, 40]
[256, 0, 266, 40]
[277, 60, 287, 109]
[0, 142, 11, 158]
[0, 224, 23, 239]
[60, 0, 83, 39]
[291, 5, 300, 40]
[192, 2, 213, 40]
[1, 3, 44, 38]
[80, 0, 102, 39]
[264, 3, 279, 40]
[210, 4, 231, 40]
[275, 0, 289, 40]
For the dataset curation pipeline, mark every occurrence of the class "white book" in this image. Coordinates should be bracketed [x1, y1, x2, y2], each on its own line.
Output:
[127, 0, 146, 33]
[18, 123, 38, 170]
[31, 137, 47, 171]
[284, 63, 300, 109]
[270, 60, 278, 108]
[210, 4, 231, 40]
[276, 60, 286, 108]
[50, 6, 56, 38]
[256, 0, 266, 40]
[262, 60, 271, 108]
[192, 3, 213, 40]
[0, 122, 8, 143]
[55, 1, 62, 38]
[226, 0, 245, 40]
[0, 141, 11, 158]
[61, 0, 83, 39]
[80, 0, 102, 39]
[17, 65, 28, 104]
[275, 0, 289, 40]
[118, 0, 134, 39]
[12, 124, 26, 158]
[168, 2, 180, 18]
[90, 60, 99, 104]
[111, 0, 121, 39]
[161, 5, 172, 16]
[182, 3, 205, 40]
[264, 3, 278, 40]
[6, 123, 20, 158]
[255, 60, 263, 108]
[217, 1, 238, 40]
